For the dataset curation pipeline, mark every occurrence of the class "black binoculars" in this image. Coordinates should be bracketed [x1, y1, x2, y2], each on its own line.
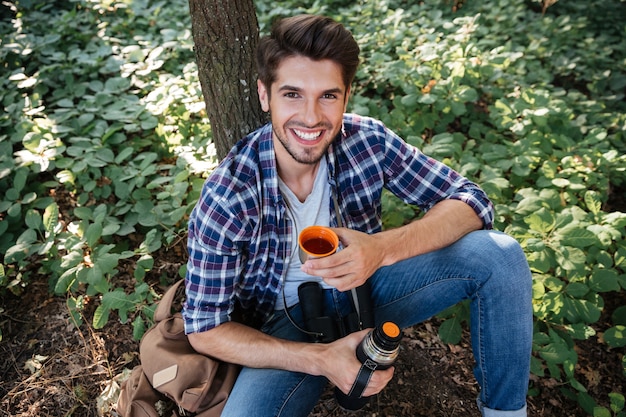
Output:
[297, 281, 375, 343]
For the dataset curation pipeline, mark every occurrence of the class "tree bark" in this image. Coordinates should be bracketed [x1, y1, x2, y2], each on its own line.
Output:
[189, 0, 267, 161]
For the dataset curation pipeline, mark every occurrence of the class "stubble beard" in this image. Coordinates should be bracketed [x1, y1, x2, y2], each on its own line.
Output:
[272, 124, 334, 166]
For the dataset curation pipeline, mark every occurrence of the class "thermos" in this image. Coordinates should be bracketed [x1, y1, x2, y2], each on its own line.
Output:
[335, 321, 402, 410]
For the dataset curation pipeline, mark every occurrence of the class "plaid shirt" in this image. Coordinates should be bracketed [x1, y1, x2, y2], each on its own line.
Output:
[183, 114, 494, 334]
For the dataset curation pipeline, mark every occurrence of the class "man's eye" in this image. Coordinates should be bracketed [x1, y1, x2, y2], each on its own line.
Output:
[284, 92, 299, 98]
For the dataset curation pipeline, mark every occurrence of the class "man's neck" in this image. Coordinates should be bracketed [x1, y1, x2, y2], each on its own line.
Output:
[277, 161, 320, 203]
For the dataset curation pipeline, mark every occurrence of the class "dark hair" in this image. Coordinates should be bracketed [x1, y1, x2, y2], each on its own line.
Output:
[256, 15, 360, 92]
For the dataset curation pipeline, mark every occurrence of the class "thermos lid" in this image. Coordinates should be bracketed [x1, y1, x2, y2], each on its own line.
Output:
[373, 321, 402, 350]
[382, 322, 400, 338]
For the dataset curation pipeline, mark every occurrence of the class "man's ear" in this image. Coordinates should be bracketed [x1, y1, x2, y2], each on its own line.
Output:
[257, 79, 270, 112]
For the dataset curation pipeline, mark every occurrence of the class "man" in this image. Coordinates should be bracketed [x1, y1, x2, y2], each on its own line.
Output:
[183, 14, 532, 417]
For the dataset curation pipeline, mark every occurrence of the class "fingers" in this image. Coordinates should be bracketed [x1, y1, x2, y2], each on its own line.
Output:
[301, 262, 364, 291]
[336, 366, 395, 397]
[362, 367, 395, 397]
[301, 258, 367, 291]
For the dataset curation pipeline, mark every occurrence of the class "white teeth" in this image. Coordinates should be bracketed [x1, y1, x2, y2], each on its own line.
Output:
[294, 129, 322, 140]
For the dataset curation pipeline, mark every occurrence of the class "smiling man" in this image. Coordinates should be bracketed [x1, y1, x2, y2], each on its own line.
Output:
[183, 14, 533, 417]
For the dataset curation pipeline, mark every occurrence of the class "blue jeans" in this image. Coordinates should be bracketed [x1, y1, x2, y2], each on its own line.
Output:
[221, 230, 533, 417]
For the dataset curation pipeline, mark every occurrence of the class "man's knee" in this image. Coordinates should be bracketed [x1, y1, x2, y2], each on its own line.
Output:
[468, 231, 526, 265]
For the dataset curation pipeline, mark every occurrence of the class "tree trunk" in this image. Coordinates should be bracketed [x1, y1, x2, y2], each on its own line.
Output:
[189, 0, 267, 161]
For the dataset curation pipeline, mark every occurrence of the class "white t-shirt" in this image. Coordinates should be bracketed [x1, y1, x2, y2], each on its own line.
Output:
[275, 158, 333, 310]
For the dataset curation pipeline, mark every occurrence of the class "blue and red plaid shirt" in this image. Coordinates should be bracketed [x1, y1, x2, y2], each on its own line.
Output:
[183, 114, 494, 334]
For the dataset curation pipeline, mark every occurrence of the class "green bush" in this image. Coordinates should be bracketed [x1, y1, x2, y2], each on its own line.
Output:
[0, 0, 211, 336]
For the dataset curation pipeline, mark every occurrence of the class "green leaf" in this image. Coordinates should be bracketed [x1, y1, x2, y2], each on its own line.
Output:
[13, 169, 28, 193]
[55, 266, 79, 294]
[527, 249, 553, 273]
[74, 207, 93, 220]
[551, 178, 570, 188]
[92, 304, 109, 329]
[102, 222, 121, 236]
[5, 188, 19, 202]
[569, 377, 587, 393]
[604, 326, 626, 348]
[563, 323, 595, 340]
[584, 191, 602, 215]
[589, 269, 620, 293]
[554, 246, 587, 272]
[25, 209, 42, 230]
[564, 282, 589, 298]
[524, 208, 554, 234]
[539, 342, 571, 364]
[85, 222, 103, 248]
[94, 252, 120, 274]
[168, 206, 187, 224]
[616, 247, 626, 270]
[578, 392, 598, 415]
[610, 393, 625, 412]
[132, 315, 146, 340]
[136, 254, 154, 271]
[587, 225, 618, 248]
[115, 147, 134, 163]
[43, 203, 59, 234]
[66, 297, 84, 328]
[612, 306, 626, 326]
[593, 407, 611, 417]
[438, 317, 463, 345]
[563, 297, 602, 324]
[557, 226, 597, 248]
[85, 266, 110, 294]
[97, 148, 116, 163]
[22, 192, 37, 205]
[532, 280, 545, 299]
[104, 77, 131, 93]
[457, 86, 478, 102]
[4, 238, 36, 263]
[7, 202, 22, 217]
[530, 355, 544, 377]
[101, 289, 135, 324]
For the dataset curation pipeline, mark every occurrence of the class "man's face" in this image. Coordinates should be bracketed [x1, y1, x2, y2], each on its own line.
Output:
[257, 56, 350, 167]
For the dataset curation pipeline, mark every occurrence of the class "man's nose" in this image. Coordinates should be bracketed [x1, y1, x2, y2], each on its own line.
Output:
[302, 99, 322, 126]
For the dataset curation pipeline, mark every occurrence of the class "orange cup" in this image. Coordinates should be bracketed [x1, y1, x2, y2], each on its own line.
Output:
[298, 226, 339, 263]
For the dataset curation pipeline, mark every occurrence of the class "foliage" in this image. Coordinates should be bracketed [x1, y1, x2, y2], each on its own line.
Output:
[0, 0, 213, 336]
[1, 0, 625, 414]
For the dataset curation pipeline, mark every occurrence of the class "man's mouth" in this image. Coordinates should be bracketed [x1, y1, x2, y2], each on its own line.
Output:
[293, 128, 323, 141]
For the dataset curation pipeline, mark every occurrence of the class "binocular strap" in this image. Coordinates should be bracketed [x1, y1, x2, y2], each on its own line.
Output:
[346, 358, 378, 399]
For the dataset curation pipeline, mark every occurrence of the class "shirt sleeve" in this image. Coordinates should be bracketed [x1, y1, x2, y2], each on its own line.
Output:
[383, 127, 494, 229]
[182, 186, 244, 334]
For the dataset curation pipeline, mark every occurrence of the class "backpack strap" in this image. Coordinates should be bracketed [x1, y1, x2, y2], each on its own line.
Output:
[154, 279, 185, 323]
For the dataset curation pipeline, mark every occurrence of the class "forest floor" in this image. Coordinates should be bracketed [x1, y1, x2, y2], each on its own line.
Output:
[1, 187, 624, 417]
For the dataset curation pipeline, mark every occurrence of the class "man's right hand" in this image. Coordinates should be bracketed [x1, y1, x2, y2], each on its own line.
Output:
[315, 329, 395, 397]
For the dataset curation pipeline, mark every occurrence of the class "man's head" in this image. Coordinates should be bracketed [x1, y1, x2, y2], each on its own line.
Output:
[256, 15, 360, 95]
